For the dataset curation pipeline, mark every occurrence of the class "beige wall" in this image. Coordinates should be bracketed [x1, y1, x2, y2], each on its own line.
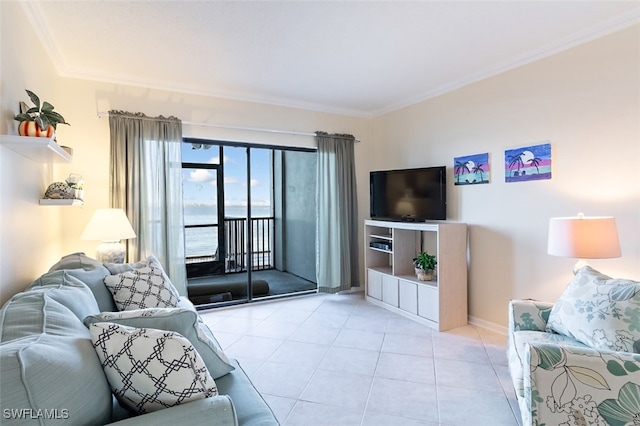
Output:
[372, 25, 640, 329]
[0, 3, 371, 305]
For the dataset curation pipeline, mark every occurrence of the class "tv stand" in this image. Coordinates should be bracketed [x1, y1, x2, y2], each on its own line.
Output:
[364, 219, 467, 331]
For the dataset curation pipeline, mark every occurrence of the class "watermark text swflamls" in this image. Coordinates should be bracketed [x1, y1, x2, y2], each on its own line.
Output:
[3, 409, 69, 420]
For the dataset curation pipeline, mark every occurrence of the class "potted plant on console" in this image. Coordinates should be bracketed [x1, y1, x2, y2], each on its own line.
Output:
[413, 251, 437, 281]
[14, 89, 70, 139]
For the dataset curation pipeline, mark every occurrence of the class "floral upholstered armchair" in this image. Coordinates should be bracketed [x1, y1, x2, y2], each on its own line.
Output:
[507, 266, 640, 426]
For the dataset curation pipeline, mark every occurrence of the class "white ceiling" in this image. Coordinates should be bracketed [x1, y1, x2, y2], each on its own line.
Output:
[23, 1, 640, 118]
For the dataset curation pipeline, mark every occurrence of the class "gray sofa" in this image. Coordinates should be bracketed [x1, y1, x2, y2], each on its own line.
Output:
[0, 253, 278, 426]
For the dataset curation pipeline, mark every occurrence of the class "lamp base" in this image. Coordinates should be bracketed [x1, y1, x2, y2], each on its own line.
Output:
[573, 259, 589, 275]
[96, 241, 126, 263]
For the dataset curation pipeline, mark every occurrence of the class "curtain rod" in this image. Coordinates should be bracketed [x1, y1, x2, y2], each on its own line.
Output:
[97, 111, 360, 142]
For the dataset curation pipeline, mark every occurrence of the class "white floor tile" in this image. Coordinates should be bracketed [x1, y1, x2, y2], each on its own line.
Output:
[361, 411, 438, 426]
[224, 335, 284, 360]
[300, 369, 373, 410]
[366, 377, 439, 423]
[284, 401, 363, 426]
[375, 352, 435, 384]
[287, 323, 341, 345]
[247, 319, 301, 340]
[268, 340, 331, 369]
[333, 328, 385, 351]
[319, 346, 380, 376]
[262, 394, 296, 424]
[206, 293, 516, 426]
[251, 361, 317, 399]
[437, 385, 519, 425]
[434, 358, 504, 393]
[381, 332, 433, 357]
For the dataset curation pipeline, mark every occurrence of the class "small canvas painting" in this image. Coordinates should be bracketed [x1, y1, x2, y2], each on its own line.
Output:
[504, 142, 552, 183]
[454, 152, 490, 185]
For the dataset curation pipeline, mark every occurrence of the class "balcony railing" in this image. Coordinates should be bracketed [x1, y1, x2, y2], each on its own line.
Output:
[185, 217, 274, 274]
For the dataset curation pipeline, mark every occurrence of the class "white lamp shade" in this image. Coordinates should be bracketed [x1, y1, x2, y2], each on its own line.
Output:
[547, 215, 621, 259]
[81, 209, 136, 242]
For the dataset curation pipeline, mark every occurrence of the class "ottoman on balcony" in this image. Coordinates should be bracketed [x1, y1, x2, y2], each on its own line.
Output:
[187, 279, 269, 304]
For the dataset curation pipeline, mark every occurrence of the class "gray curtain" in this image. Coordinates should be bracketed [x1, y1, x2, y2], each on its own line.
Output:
[315, 131, 359, 293]
[109, 111, 187, 296]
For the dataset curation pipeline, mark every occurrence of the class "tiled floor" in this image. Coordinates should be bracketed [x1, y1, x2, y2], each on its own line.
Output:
[200, 292, 522, 426]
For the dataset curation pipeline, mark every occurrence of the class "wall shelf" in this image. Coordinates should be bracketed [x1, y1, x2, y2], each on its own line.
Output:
[0, 135, 72, 163]
[39, 199, 83, 206]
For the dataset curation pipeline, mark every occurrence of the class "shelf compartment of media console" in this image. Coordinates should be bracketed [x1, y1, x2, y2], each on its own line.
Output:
[368, 266, 392, 275]
[397, 274, 438, 287]
[369, 233, 392, 240]
[369, 246, 392, 254]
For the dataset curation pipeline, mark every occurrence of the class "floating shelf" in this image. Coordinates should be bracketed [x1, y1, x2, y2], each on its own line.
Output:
[0, 135, 72, 163]
[39, 199, 83, 206]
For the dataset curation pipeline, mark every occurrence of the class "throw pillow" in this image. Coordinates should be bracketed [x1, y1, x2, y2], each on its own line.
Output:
[547, 266, 640, 353]
[104, 254, 162, 275]
[89, 322, 218, 413]
[104, 258, 180, 311]
[84, 308, 234, 379]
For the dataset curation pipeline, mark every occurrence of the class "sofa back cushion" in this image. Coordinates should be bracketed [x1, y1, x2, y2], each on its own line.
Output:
[47, 252, 116, 312]
[0, 334, 112, 425]
[0, 276, 99, 342]
[547, 266, 640, 353]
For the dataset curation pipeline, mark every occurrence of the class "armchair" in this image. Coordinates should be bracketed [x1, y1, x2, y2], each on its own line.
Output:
[508, 298, 640, 426]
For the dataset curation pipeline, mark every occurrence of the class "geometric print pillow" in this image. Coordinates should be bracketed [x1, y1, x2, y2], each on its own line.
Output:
[547, 266, 640, 353]
[89, 322, 218, 413]
[84, 308, 235, 379]
[104, 260, 180, 311]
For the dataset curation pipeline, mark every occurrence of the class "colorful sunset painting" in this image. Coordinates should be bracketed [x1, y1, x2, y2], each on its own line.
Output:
[504, 142, 552, 183]
[454, 152, 490, 185]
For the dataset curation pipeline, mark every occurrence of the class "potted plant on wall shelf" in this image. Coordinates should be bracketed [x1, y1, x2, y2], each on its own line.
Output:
[14, 89, 70, 139]
[413, 251, 437, 281]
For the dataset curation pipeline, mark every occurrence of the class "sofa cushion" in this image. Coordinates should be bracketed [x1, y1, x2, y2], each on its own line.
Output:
[89, 322, 218, 414]
[0, 334, 112, 425]
[104, 256, 180, 311]
[508, 330, 588, 397]
[84, 308, 235, 379]
[547, 266, 640, 353]
[47, 252, 116, 312]
[0, 277, 99, 342]
[23, 271, 101, 318]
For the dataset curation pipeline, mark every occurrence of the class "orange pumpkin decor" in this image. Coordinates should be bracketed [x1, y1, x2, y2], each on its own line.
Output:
[18, 120, 55, 138]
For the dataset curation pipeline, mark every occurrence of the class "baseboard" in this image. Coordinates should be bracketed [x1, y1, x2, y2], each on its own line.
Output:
[468, 315, 508, 336]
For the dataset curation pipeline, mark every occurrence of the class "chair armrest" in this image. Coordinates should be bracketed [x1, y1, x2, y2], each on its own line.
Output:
[108, 396, 238, 426]
[526, 342, 640, 426]
[508, 299, 554, 333]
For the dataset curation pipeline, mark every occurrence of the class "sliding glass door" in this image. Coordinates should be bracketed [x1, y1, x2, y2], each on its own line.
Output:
[182, 139, 317, 308]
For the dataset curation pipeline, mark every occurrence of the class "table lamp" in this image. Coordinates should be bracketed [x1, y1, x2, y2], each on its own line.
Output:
[547, 213, 621, 274]
[81, 208, 136, 263]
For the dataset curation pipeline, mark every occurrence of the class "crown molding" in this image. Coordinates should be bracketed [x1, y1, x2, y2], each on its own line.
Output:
[371, 7, 640, 117]
[21, 3, 639, 119]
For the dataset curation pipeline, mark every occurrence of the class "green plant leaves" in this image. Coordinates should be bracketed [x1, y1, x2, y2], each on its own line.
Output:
[25, 89, 40, 109]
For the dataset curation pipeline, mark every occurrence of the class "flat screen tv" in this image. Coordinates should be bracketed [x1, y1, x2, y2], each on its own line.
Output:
[370, 166, 446, 221]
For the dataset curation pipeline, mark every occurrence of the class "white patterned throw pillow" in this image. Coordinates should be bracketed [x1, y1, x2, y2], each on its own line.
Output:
[84, 308, 234, 379]
[547, 266, 640, 353]
[104, 258, 180, 311]
[89, 322, 218, 413]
